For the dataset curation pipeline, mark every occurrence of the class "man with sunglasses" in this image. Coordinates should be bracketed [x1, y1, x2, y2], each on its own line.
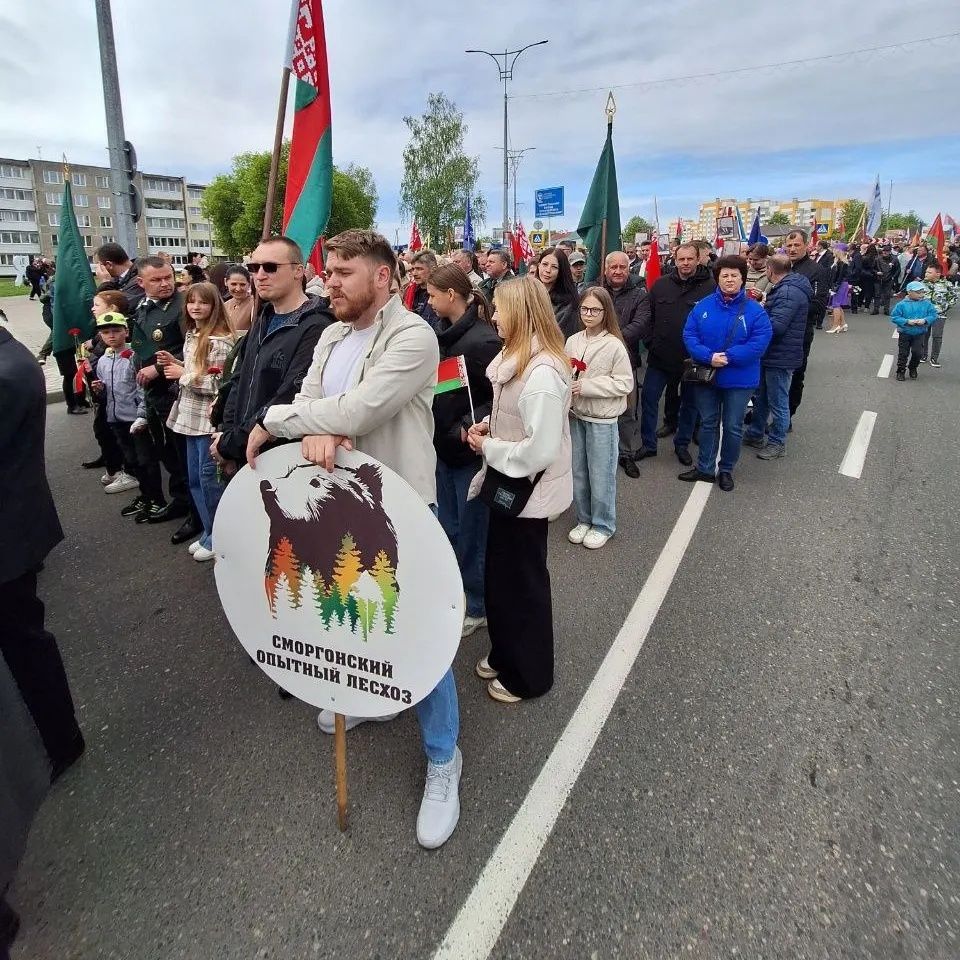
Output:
[212, 236, 334, 475]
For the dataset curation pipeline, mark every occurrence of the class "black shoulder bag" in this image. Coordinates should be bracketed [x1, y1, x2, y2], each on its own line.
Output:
[478, 467, 546, 517]
[681, 306, 743, 385]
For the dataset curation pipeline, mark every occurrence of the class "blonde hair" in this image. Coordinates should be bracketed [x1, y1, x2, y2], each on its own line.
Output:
[184, 281, 232, 379]
[494, 277, 570, 379]
[577, 286, 626, 344]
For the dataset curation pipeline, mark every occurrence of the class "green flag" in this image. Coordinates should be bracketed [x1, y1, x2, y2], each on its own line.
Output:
[576, 120, 621, 284]
[52, 178, 96, 354]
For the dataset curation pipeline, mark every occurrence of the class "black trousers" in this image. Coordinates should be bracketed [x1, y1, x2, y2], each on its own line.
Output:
[94, 399, 124, 474]
[112, 422, 165, 503]
[146, 405, 192, 508]
[0, 570, 81, 767]
[662, 369, 682, 427]
[897, 333, 923, 372]
[28, 278, 42, 298]
[788, 322, 816, 417]
[485, 513, 554, 698]
[53, 350, 87, 411]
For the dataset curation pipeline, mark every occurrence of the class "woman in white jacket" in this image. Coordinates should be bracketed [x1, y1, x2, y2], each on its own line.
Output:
[466, 278, 572, 704]
[564, 287, 633, 549]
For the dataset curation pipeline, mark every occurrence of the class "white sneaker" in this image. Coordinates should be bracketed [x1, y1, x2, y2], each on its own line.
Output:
[316, 710, 399, 735]
[193, 546, 216, 562]
[187, 540, 203, 555]
[568, 523, 590, 544]
[100, 471, 117, 486]
[416, 747, 462, 849]
[461, 615, 487, 638]
[583, 529, 612, 549]
[104, 471, 139, 494]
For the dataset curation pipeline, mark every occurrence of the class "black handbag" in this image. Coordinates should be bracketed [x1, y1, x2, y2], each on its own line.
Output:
[681, 306, 744, 385]
[478, 466, 546, 517]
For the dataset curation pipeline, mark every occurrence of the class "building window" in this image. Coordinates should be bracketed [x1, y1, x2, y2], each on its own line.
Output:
[187, 188, 202, 200]
[188, 206, 201, 216]
[72, 172, 87, 187]
[95, 174, 110, 189]
[74, 194, 89, 208]
[101, 235, 114, 244]
[45, 192, 62, 206]
[146, 216, 185, 230]
[82, 235, 92, 248]
[47, 213, 60, 226]
[43, 170, 63, 184]
[51, 234, 58, 245]
[0, 165, 25, 179]
[144, 178, 179, 193]
[0, 210, 32, 222]
[99, 215, 113, 228]
[97, 195, 111, 209]
[76, 214, 92, 227]
[0, 188, 30, 201]
[0, 231, 40, 244]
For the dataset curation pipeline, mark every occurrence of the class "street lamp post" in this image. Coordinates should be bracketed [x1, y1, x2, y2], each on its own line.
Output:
[466, 41, 548, 243]
[508, 147, 536, 233]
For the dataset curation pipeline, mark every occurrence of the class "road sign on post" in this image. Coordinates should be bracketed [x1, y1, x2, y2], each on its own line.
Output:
[816, 223, 829, 235]
[534, 187, 564, 219]
[530, 231, 546, 249]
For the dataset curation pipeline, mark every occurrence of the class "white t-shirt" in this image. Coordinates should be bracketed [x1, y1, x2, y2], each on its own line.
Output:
[321, 325, 378, 397]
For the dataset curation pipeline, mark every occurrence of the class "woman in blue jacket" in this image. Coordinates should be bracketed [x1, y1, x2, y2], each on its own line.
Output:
[680, 256, 773, 491]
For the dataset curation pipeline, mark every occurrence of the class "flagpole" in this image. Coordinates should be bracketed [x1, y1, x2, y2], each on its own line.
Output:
[598, 92, 616, 270]
[263, 66, 291, 239]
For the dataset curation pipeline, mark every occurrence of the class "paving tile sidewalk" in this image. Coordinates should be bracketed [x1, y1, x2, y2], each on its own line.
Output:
[2, 294, 75, 400]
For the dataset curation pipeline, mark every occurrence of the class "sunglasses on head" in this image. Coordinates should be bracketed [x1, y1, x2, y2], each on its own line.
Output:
[246, 261, 301, 274]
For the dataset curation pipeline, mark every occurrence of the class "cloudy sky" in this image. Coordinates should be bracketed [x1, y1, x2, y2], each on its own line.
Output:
[2, 1, 958, 242]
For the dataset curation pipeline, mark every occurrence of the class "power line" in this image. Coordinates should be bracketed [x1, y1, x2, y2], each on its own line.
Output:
[512, 32, 960, 101]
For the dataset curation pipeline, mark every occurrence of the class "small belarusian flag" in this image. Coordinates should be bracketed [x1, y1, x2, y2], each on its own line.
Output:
[435, 356, 468, 394]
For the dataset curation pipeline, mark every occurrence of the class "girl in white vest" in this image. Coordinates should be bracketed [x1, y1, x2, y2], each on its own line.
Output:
[466, 278, 573, 704]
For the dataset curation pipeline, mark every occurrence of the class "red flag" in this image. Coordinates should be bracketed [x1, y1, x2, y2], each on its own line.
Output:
[927, 214, 946, 272]
[409, 219, 422, 252]
[809, 211, 818, 247]
[507, 231, 522, 269]
[675, 216, 682, 241]
[645, 239, 661, 287]
[515, 221, 534, 261]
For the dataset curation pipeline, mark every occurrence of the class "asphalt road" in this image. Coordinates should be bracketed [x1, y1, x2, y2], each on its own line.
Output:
[9, 310, 958, 960]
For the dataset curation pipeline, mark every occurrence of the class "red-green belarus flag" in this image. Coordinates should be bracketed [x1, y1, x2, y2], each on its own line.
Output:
[283, 0, 332, 262]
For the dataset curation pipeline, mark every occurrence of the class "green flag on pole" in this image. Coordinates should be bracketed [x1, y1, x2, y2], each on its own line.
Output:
[576, 106, 621, 285]
[52, 177, 96, 354]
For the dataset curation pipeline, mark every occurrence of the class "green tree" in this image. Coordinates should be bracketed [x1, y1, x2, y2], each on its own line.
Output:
[840, 200, 865, 240]
[622, 216, 655, 245]
[764, 211, 791, 227]
[884, 210, 922, 232]
[400, 92, 486, 247]
[201, 143, 377, 259]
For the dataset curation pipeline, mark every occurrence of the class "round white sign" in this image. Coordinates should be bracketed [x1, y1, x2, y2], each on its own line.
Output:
[213, 445, 464, 716]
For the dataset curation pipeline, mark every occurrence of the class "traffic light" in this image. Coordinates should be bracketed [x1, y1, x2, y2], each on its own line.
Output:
[123, 140, 141, 223]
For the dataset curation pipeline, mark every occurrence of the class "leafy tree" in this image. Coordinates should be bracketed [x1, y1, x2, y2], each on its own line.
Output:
[622, 216, 655, 245]
[202, 142, 377, 259]
[400, 92, 486, 248]
[840, 200, 865, 240]
[764, 211, 791, 227]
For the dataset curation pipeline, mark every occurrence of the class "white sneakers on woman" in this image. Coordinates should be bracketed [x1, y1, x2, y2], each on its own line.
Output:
[569, 524, 611, 549]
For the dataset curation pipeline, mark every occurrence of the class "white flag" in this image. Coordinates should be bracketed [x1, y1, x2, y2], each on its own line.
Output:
[866, 176, 883, 237]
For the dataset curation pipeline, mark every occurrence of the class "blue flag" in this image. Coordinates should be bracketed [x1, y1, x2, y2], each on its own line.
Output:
[748, 209, 762, 245]
[463, 196, 474, 252]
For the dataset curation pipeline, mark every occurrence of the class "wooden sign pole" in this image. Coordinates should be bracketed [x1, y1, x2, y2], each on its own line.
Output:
[334, 712, 348, 830]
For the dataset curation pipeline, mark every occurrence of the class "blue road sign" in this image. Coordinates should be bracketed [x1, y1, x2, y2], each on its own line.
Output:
[816, 223, 829, 235]
[535, 187, 564, 219]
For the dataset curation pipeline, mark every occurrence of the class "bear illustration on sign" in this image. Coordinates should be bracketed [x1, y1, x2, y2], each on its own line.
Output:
[259, 462, 399, 636]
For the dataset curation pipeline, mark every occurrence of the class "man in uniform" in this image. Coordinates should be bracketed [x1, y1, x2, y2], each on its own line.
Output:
[127, 256, 199, 543]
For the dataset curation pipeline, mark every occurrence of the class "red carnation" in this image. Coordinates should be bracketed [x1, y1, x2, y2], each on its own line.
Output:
[570, 358, 587, 372]
[208, 366, 223, 376]
[121, 349, 134, 360]
[68, 327, 81, 336]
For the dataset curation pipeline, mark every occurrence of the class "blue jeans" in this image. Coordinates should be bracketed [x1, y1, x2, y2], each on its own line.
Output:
[416, 501, 460, 764]
[436, 460, 488, 618]
[744, 367, 793, 449]
[640, 364, 697, 452]
[184, 434, 224, 549]
[570, 415, 618, 535]
[692, 385, 755, 475]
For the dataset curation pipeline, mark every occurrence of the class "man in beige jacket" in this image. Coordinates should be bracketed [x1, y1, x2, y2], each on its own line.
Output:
[245, 230, 462, 850]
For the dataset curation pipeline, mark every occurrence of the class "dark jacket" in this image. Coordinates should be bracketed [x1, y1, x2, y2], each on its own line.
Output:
[433, 303, 502, 468]
[790, 254, 830, 327]
[637, 265, 715, 373]
[478, 269, 515, 305]
[900, 254, 936, 289]
[878, 253, 901, 290]
[551, 292, 579, 339]
[815, 249, 835, 272]
[830, 260, 849, 288]
[408, 284, 441, 333]
[129, 291, 185, 413]
[761, 272, 812, 370]
[682, 289, 773, 390]
[846, 249, 863, 284]
[0, 328, 63, 584]
[216, 296, 335, 463]
[591, 273, 647, 367]
[97, 263, 144, 313]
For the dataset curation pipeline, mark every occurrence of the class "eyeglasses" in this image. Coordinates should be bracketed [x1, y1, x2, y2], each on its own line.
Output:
[246, 261, 301, 274]
[580, 306, 604, 317]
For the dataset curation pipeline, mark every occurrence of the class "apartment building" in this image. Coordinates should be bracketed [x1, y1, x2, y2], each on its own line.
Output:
[698, 197, 852, 240]
[0, 156, 223, 277]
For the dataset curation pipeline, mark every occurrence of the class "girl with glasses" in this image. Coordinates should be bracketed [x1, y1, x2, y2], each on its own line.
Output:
[564, 288, 633, 549]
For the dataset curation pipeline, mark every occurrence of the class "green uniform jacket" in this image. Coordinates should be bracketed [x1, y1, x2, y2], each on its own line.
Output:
[129, 291, 185, 412]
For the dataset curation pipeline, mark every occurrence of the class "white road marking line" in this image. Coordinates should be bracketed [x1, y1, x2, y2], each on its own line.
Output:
[839, 411, 878, 479]
[892, 329, 898, 339]
[433, 483, 714, 960]
[877, 355, 894, 378]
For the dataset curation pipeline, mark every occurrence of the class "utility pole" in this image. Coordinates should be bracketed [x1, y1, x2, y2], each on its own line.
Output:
[502, 147, 535, 231]
[466, 41, 548, 243]
[94, 0, 138, 256]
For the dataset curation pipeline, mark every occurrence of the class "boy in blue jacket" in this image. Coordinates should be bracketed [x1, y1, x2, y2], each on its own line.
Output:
[891, 281, 938, 381]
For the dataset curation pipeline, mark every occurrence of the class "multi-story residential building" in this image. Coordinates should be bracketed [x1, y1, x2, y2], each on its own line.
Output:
[698, 197, 852, 241]
[0, 155, 224, 277]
